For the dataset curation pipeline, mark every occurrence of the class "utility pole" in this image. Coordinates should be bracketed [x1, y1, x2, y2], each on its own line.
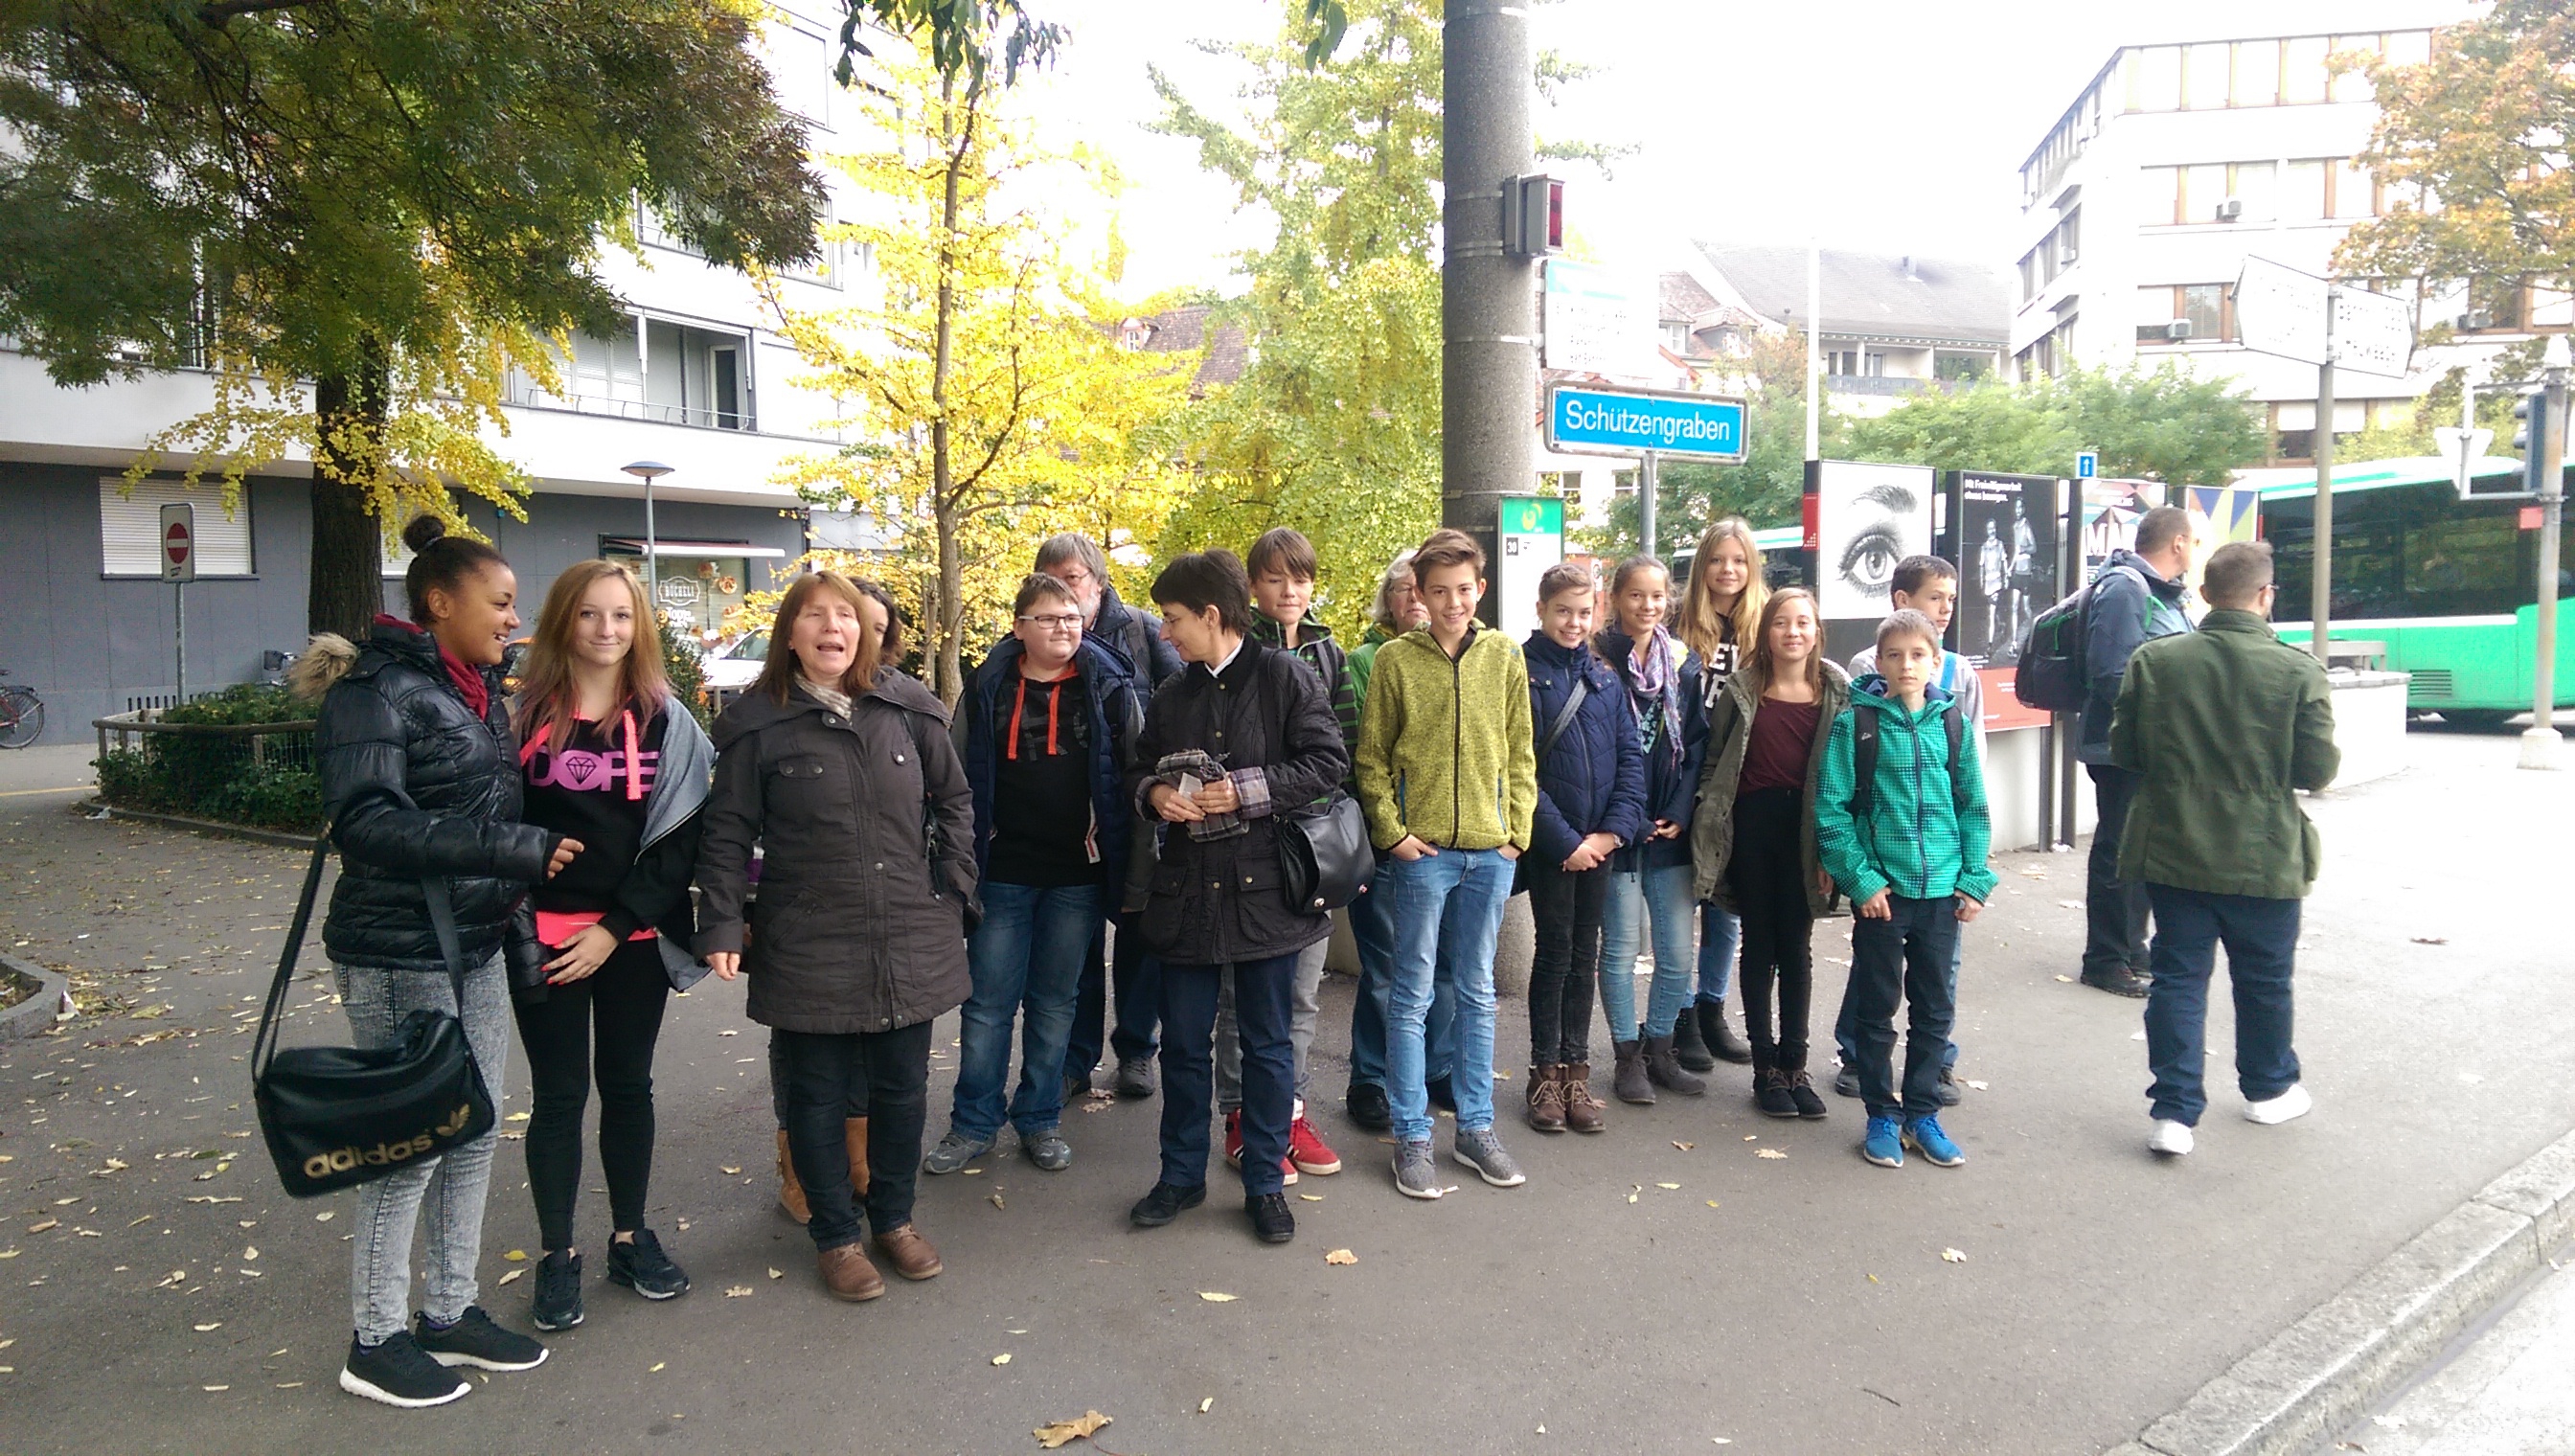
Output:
[1638, 450, 1658, 558]
[2309, 288, 2336, 665]
[2521, 334, 2572, 770]
[1442, 0, 1535, 593]
[1805, 240, 1821, 461]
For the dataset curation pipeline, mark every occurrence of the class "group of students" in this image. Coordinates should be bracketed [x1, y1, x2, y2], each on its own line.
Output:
[293, 510, 1998, 1411]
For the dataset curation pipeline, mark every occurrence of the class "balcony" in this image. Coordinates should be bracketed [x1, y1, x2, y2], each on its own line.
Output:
[509, 319, 756, 432]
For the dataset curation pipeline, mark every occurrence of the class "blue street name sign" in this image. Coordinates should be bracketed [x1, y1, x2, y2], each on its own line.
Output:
[1545, 385, 1747, 464]
[2076, 450, 2099, 480]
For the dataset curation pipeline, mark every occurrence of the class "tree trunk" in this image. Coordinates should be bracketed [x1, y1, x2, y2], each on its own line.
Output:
[924, 71, 975, 707]
[309, 353, 391, 639]
[935, 500, 964, 706]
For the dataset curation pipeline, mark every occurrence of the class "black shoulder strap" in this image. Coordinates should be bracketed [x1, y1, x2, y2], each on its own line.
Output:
[1852, 702, 1880, 821]
[1537, 675, 1590, 763]
[250, 837, 332, 1080]
[1944, 699, 1968, 808]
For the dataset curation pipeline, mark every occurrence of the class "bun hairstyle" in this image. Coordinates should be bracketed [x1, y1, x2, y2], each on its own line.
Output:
[400, 515, 508, 625]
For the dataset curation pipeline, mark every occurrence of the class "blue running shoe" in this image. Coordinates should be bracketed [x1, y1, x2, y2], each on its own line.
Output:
[1903, 1115, 1965, 1167]
[1861, 1115, 1904, 1169]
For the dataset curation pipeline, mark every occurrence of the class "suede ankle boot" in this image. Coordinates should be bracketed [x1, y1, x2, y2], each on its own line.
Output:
[1699, 1000, 1754, 1065]
[1644, 1034, 1708, 1096]
[1612, 1041, 1655, 1104]
[1670, 1005, 1719, 1072]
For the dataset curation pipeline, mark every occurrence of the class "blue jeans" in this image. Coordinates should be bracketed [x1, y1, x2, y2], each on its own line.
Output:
[1843, 896, 1960, 1121]
[1158, 955, 1298, 1196]
[1837, 925, 1964, 1074]
[1347, 872, 1454, 1090]
[2143, 884, 2301, 1126]
[1600, 858, 1697, 1041]
[1697, 901, 1740, 1005]
[1068, 911, 1158, 1077]
[1381, 848, 1513, 1142]
[947, 881, 1101, 1142]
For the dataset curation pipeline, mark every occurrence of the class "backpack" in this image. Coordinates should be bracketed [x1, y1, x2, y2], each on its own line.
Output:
[1850, 696, 1967, 821]
[2012, 564, 2137, 713]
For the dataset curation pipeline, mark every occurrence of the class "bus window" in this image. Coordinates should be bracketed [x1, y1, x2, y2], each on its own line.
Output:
[2403, 509, 2520, 617]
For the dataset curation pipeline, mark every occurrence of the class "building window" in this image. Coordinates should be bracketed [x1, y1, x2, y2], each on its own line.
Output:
[2233, 38, 2280, 106]
[2330, 34, 2382, 102]
[2019, 249, 2040, 304]
[2284, 160, 2330, 221]
[2184, 42, 2232, 109]
[1935, 352, 1990, 381]
[2384, 30, 2431, 69]
[2129, 45, 2182, 111]
[99, 478, 254, 577]
[2181, 284, 2229, 341]
[1662, 321, 1692, 353]
[2333, 158, 2379, 219]
[2229, 161, 2277, 221]
[1827, 350, 1858, 375]
[2282, 35, 2330, 103]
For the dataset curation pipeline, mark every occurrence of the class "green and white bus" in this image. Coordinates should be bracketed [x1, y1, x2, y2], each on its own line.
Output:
[2259, 455, 2575, 725]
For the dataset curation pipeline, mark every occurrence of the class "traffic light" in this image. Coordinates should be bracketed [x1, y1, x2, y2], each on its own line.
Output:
[2517, 390, 2551, 496]
[1502, 174, 1564, 258]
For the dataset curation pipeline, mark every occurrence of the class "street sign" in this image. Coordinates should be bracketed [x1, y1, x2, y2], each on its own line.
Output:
[1544, 384, 1747, 463]
[159, 502, 196, 583]
[1542, 261, 1654, 378]
[2075, 451, 2098, 480]
[2235, 256, 2414, 378]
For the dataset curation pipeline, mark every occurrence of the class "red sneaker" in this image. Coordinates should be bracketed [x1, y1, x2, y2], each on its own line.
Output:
[1288, 1101, 1342, 1175]
[1223, 1107, 1301, 1185]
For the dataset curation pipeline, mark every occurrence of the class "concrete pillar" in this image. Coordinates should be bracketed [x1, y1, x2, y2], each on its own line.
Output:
[1442, 0, 1537, 586]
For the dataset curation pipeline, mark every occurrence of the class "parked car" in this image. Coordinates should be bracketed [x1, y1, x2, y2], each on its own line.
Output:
[702, 629, 769, 694]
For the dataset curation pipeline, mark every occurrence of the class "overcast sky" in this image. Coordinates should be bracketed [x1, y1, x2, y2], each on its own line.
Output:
[1015, 0, 2476, 297]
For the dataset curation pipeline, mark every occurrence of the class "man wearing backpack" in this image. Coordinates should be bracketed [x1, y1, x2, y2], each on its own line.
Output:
[2075, 505, 2197, 999]
[1036, 533, 1186, 1102]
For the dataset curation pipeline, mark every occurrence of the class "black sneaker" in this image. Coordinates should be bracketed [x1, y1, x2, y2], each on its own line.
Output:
[1114, 1056, 1158, 1099]
[1128, 1181, 1207, 1228]
[1427, 1075, 1456, 1114]
[1345, 1081, 1393, 1132]
[1833, 1062, 1862, 1099]
[339, 1331, 470, 1408]
[606, 1229, 690, 1301]
[531, 1249, 582, 1331]
[414, 1307, 547, 1372]
[1934, 1066, 1963, 1107]
[2080, 967, 2152, 998]
[1246, 1192, 1295, 1244]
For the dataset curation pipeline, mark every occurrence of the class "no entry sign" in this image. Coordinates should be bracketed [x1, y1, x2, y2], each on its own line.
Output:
[160, 502, 196, 582]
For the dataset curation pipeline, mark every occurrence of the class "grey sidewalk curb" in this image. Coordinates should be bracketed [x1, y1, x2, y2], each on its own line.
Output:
[75, 798, 320, 851]
[0, 952, 72, 1041]
[2105, 1125, 2575, 1456]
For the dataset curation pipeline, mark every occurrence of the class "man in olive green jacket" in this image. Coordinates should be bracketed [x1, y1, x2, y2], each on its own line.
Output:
[2109, 541, 2338, 1157]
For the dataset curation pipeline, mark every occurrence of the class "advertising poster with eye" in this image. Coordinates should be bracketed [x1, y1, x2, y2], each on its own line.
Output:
[1812, 460, 1935, 666]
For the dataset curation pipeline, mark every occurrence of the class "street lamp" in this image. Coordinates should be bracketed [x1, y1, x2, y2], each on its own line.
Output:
[2520, 336, 2572, 771]
[621, 460, 673, 599]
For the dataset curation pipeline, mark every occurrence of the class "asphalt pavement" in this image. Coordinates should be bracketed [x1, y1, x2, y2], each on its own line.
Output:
[1, 729, 2570, 1454]
[2327, 1254, 2575, 1455]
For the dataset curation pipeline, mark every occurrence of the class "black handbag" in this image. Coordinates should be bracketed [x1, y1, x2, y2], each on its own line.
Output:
[1278, 790, 1373, 913]
[251, 836, 497, 1199]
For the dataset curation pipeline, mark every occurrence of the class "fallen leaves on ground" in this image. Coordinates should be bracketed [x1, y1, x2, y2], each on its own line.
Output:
[767, 1267, 784, 1280]
[1035, 1410, 1112, 1448]
[1941, 1247, 1968, 1263]
[497, 1268, 524, 1286]
[1297, 1194, 1322, 1202]
[503, 1249, 528, 1263]
[1705, 1200, 1720, 1209]
[1755, 1149, 1788, 1160]
[1655, 1182, 1680, 1190]
[1627, 1184, 1641, 1204]
[718, 1165, 742, 1175]
[1198, 1397, 1213, 1413]
[1965, 1080, 1989, 1091]
[1672, 1140, 1695, 1151]
[2055, 899, 2084, 910]
[1324, 1248, 1358, 1265]
[1197, 1291, 1237, 1303]
[991, 1353, 1012, 1365]
[27, 1219, 57, 1234]
[504, 1111, 530, 1123]
[723, 1285, 753, 1297]
[991, 1193, 1006, 1210]
[193, 1322, 221, 1331]
[649, 1361, 667, 1372]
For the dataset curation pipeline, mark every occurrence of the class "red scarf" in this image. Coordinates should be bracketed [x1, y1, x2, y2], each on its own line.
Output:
[377, 614, 490, 721]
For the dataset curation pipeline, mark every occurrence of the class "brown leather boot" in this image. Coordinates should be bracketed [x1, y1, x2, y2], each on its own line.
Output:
[776, 1127, 810, 1225]
[1612, 1041, 1655, 1104]
[1524, 1064, 1566, 1133]
[817, 1241, 884, 1302]
[844, 1117, 871, 1198]
[1644, 1034, 1708, 1096]
[874, 1222, 944, 1281]
[1561, 1062, 1606, 1133]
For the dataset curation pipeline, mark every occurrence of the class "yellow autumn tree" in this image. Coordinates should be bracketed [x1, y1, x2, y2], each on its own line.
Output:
[768, 53, 1198, 703]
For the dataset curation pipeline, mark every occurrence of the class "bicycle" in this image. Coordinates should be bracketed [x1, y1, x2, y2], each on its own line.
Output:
[0, 670, 45, 750]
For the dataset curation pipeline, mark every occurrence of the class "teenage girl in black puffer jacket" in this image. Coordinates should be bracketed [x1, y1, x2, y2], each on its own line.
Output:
[294, 516, 578, 1410]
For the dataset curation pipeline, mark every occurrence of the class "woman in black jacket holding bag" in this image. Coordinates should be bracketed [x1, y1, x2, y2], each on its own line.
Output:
[509, 559, 712, 1331]
[695, 572, 976, 1305]
[1125, 551, 1349, 1246]
[297, 516, 572, 1409]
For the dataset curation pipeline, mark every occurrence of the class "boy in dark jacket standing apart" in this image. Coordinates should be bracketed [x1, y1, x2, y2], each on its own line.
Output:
[1814, 610, 1995, 1172]
[925, 574, 1143, 1177]
[2078, 505, 2199, 999]
[1355, 529, 1540, 1198]
[2111, 542, 2337, 1156]
[1521, 562, 1648, 1132]
[1209, 529, 1356, 1184]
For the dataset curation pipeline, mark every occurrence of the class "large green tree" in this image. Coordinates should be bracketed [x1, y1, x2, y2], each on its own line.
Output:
[1847, 364, 2267, 485]
[0, 0, 828, 638]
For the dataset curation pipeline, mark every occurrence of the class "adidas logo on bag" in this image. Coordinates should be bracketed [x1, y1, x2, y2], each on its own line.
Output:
[301, 1105, 476, 1179]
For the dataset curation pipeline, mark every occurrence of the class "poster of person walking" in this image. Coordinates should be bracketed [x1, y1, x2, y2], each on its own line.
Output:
[1953, 472, 2058, 669]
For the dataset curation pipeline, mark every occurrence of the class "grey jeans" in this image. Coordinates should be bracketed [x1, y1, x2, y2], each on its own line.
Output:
[336, 953, 510, 1345]
[1214, 938, 1329, 1113]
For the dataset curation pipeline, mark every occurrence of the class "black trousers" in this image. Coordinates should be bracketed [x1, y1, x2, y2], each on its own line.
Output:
[1524, 855, 1607, 1065]
[2084, 763, 2153, 978]
[1157, 955, 1297, 1197]
[1728, 786, 1815, 1072]
[510, 939, 670, 1252]
[1068, 911, 1159, 1075]
[1843, 897, 1960, 1121]
[775, 1021, 932, 1251]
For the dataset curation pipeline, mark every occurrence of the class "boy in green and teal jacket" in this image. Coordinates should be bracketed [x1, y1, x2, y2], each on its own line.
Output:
[1812, 612, 1994, 1172]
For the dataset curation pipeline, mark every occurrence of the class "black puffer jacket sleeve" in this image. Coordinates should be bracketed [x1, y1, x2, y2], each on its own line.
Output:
[598, 809, 701, 943]
[320, 685, 555, 883]
[693, 731, 761, 959]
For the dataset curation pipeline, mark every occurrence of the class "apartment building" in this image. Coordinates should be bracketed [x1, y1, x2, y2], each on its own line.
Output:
[1685, 242, 2010, 419]
[2008, 13, 2564, 464]
[0, 6, 868, 740]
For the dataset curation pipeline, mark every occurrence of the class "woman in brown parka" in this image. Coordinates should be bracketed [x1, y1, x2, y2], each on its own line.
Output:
[696, 572, 976, 1304]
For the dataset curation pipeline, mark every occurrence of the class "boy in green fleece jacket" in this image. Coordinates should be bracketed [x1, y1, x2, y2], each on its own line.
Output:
[1813, 610, 1996, 1172]
[1354, 529, 1539, 1199]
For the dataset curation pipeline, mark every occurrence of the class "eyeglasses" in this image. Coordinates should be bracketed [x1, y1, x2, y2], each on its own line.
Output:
[1017, 613, 1084, 631]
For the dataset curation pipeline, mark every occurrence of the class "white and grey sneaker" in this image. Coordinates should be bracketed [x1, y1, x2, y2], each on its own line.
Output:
[2244, 1084, 2312, 1126]
[1021, 1129, 1073, 1172]
[1452, 1126, 1526, 1188]
[923, 1130, 993, 1174]
[2148, 1120, 2195, 1156]
[1393, 1139, 1444, 1200]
